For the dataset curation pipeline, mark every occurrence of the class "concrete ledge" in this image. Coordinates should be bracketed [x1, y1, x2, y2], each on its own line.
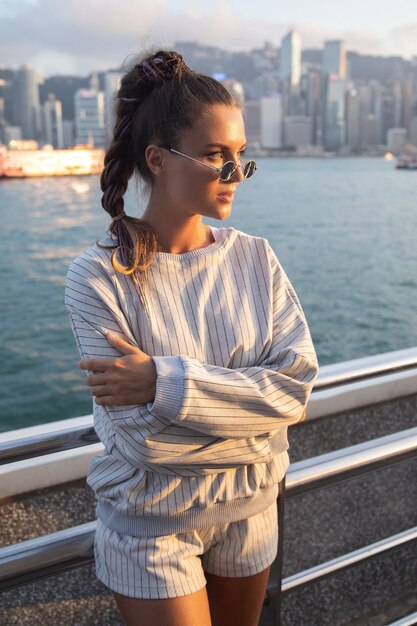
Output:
[0, 444, 103, 500]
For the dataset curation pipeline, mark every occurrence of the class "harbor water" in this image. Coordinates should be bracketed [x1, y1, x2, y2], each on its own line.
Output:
[1, 156, 416, 432]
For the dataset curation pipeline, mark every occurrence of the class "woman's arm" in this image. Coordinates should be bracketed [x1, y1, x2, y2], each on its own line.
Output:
[77, 330, 157, 406]
[66, 242, 317, 458]
[144, 241, 318, 438]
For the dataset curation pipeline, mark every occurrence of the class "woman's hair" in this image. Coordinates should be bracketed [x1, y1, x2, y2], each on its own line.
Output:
[97, 47, 240, 315]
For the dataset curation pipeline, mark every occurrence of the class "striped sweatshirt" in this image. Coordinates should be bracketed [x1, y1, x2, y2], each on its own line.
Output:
[64, 224, 318, 537]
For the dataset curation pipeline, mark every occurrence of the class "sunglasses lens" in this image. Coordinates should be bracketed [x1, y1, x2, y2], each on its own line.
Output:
[243, 161, 257, 178]
[220, 161, 236, 181]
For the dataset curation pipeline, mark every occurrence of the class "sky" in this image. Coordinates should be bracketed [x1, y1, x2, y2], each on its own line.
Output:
[1, 0, 417, 77]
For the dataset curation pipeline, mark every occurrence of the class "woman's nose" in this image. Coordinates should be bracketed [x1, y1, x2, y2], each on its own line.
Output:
[230, 162, 245, 183]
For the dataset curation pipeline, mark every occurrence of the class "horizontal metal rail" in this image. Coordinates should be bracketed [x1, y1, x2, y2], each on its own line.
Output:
[0, 424, 97, 465]
[1, 426, 417, 593]
[313, 347, 417, 391]
[388, 612, 417, 626]
[286, 426, 417, 497]
[0, 522, 95, 592]
[280, 526, 417, 592]
[2, 346, 417, 466]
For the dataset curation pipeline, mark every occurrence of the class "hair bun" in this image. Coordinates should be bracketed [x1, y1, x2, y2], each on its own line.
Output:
[140, 51, 187, 82]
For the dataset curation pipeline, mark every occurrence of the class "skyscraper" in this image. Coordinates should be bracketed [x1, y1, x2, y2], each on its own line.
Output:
[279, 31, 301, 87]
[74, 89, 106, 147]
[15, 65, 41, 140]
[243, 100, 261, 149]
[346, 89, 360, 151]
[324, 75, 346, 150]
[260, 95, 282, 148]
[43, 94, 63, 148]
[305, 71, 322, 145]
[323, 41, 347, 78]
[104, 72, 121, 143]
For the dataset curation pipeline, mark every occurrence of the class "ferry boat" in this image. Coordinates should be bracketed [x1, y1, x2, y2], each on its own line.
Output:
[396, 154, 417, 170]
[0, 141, 105, 178]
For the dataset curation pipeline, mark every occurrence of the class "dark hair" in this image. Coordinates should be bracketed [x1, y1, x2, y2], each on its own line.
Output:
[97, 47, 240, 315]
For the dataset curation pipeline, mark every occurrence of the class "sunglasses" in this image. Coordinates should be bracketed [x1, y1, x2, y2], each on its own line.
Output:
[158, 145, 258, 182]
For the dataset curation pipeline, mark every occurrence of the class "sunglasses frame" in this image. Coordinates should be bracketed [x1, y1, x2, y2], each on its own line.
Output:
[157, 145, 257, 181]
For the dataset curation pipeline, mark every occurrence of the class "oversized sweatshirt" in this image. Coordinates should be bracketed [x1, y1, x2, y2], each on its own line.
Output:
[64, 224, 319, 537]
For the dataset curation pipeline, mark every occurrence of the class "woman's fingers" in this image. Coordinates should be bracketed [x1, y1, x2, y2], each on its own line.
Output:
[79, 358, 110, 372]
[106, 331, 142, 355]
[86, 372, 109, 387]
[95, 395, 118, 406]
[89, 384, 109, 397]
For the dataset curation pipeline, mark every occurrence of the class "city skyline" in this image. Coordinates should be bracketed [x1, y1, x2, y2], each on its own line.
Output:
[1, 0, 417, 77]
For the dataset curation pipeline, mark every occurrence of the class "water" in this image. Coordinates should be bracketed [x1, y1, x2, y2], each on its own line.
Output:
[1, 157, 416, 432]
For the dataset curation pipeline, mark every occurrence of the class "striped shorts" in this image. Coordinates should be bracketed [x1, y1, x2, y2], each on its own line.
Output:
[94, 500, 279, 599]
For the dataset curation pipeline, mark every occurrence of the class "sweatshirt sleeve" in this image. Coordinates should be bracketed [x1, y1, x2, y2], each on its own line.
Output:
[64, 253, 175, 445]
[146, 240, 319, 438]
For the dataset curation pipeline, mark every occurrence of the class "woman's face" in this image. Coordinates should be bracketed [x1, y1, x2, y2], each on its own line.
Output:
[161, 104, 247, 221]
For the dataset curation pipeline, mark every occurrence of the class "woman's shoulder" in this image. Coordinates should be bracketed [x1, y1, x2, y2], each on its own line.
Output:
[211, 224, 269, 246]
[226, 226, 273, 259]
[66, 234, 117, 280]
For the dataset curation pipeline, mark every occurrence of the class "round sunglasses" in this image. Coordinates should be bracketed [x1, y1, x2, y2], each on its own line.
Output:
[158, 145, 258, 182]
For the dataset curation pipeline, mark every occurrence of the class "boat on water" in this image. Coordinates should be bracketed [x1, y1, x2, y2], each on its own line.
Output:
[0, 141, 105, 178]
[396, 154, 417, 170]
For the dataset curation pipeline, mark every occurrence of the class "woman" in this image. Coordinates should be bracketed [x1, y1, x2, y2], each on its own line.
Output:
[64, 49, 318, 626]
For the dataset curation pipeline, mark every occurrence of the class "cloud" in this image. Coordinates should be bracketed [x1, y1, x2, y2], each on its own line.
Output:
[388, 22, 417, 58]
[0, 0, 415, 77]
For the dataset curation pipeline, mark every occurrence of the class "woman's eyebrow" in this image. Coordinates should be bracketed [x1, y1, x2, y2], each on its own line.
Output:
[203, 142, 247, 149]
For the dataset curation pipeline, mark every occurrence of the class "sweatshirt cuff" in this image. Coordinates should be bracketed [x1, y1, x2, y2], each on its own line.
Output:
[146, 355, 185, 422]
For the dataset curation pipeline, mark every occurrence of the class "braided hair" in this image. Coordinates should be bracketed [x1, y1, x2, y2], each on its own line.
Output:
[97, 48, 239, 316]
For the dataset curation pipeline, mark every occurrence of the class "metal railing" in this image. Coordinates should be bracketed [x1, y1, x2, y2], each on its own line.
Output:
[1, 426, 417, 626]
[1, 346, 417, 623]
[2, 345, 417, 467]
[388, 613, 417, 626]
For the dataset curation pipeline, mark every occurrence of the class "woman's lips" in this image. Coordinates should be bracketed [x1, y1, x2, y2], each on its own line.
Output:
[217, 192, 234, 202]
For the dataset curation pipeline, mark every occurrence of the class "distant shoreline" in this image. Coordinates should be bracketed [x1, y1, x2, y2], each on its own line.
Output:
[246, 151, 396, 159]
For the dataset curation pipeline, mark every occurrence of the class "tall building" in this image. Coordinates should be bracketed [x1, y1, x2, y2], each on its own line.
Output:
[387, 128, 407, 153]
[346, 89, 360, 151]
[104, 72, 121, 143]
[323, 41, 347, 78]
[324, 75, 346, 150]
[43, 94, 63, 148]
[252, 72, 280, 99]
[74, 88, 106, 147]
[393, 81, 403, 129]
[243, 100, 261, 149]
[279, 31, 301, 87]
[305, 71, 322, 145]
[260, 95, 282, 149]
[364, 114, 378, 148]
[375, 87, 395, 145]
[0, 77, 14, 126]
[410, 116, 417, 146]
[357, 85, 374, 150]
[15, 65, 41, 140]
[401, 78, 413, 137]
[283, 116, 312, 148]
[2, 126, 22, 143]
[62, 120, 75, 148]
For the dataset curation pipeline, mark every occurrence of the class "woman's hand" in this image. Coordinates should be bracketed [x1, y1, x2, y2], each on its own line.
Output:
[78, 331, 157, 406]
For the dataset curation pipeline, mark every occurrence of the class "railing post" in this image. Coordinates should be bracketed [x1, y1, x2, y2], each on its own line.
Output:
[275, 475, 286, 626]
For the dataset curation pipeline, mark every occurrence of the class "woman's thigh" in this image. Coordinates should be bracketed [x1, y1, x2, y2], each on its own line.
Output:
[205, 566, 271, 626]
[112, 586, 212, 626]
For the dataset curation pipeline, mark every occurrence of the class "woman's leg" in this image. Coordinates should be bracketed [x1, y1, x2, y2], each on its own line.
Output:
[204, 566, 271, 626]
[112, 586, 212, 626]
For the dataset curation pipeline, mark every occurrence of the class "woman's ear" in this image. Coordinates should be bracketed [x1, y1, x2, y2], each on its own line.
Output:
[145, 144, 166, 177]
